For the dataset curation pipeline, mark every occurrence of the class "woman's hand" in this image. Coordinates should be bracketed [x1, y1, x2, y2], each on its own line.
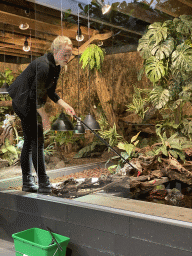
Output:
[57, 99, 76, 118]
[65, 105, 76, 118]
[37, 106, 51, 131]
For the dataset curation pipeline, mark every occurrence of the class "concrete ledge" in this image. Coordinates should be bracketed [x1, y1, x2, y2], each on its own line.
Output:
[0, 162, 192, 256]
[0, 190, 192, 255]
[0, 161, 107, 190]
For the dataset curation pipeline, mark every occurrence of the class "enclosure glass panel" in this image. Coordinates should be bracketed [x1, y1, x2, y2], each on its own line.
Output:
[0, 0, 191, 218]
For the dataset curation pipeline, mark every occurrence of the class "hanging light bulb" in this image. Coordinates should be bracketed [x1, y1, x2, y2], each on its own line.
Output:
[76, 27, 84, 42]
[74, 9, 85, 134]
[23, 37, 30, 52]
[96, 0, 111, 14]
[83, 113, 100, 130]
[101, 4, 111, 14]
[19, 23, 29, 30]
[97, 41, 103, 46]
[51, 112, 74, 131]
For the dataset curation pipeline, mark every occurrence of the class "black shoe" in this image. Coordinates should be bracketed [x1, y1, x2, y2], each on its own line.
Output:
[22, 174, 38, 193]
[38, 175, 52, 193]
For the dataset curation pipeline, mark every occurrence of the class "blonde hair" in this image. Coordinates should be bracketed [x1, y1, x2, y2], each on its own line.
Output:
[50, 36, 72, 54]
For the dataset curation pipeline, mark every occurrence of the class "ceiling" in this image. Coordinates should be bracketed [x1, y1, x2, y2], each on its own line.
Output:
[0, 0, 192, 64]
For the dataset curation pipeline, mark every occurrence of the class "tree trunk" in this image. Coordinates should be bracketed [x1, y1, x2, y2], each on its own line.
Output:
[95, 70, 118, 128]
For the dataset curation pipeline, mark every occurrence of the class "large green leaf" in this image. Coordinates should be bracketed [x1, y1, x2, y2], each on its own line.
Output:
[151, 38, 175, 60]
[7, 145, 17, 154]
[124, 144, 135, 157]
[137, 34, 153, 59]
[173, 15, 192, 36]
[169, 149, 179, 159]
[145, 56, 167, 83]
[147, 22, 168, 44]
[149, 86, 170, 109]
[172, 43, 192, 72]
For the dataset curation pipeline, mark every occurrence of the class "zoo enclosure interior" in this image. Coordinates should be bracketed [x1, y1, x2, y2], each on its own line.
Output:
[0, 0, 192, 214]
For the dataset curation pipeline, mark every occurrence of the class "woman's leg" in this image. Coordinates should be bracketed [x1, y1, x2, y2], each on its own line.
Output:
[12, 102, 38, 191]
[31, 121, 47, 177]
[12, 102, 51, 193]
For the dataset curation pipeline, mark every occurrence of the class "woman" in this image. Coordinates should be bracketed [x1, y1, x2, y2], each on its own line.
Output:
[7, 36, 76, 193]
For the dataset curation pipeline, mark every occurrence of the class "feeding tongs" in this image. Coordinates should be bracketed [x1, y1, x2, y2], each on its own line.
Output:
[73, 115, 139, 172]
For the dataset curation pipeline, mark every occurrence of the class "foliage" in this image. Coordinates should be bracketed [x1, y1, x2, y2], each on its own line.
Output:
[0, 68, 14, 86]
[126, 86, 151, 119]
[0, 95, 13, 119]
[45, 129, 82, 150]
[0, 139, 20, 165]
[147, 131, 192, 162]
[73, 141, 106, 158]
[137, 15, 192, 123]
[107, 132, 140, 173]
[180, 119, 192, 140]
[44, 143, 56, 157]
[99, 123, 123, 151]
[97, 112, 110, 131]
[79, 44, 105, 72]
[62, 9, 76, 27]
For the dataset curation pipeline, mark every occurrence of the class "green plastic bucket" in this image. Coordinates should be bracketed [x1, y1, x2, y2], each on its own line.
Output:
[12, 227, 70, 256]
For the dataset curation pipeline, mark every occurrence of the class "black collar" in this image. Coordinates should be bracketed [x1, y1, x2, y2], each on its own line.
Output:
[47, 52, 56, 67]
[46, 52, 61, 74]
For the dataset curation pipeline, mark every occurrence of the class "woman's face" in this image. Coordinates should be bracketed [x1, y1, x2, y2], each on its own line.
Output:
[54, 45, 72, 66]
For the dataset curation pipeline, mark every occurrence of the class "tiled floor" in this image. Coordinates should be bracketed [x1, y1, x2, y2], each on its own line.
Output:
[0, 239, 15, 256]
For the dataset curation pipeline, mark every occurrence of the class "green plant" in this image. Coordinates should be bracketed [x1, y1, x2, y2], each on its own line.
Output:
[137, 15, 192, 124]
[107, 132, 140, 173]
[48, 130, 80, 147]
[99, 123, 123, 151]
[44, 143, 56, 157]
[180, 119, 192, 140]
[126, 86, 150, 119]
[147, 131, 192, 162]
[0, 95, 12, 118]
[0, 139, 20, 165]
[0, 68, 14, 86]
[80, 44, 105, 72]
[97, 112, 109, 131]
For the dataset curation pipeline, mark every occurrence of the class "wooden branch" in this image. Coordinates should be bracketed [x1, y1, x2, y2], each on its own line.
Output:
[71, 31, 113, 60]
[176, 0, 192, 8]
[162, 154, 192, 185]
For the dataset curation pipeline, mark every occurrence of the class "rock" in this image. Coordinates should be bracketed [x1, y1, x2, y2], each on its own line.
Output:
[0, 159, 9, 168]
[165, 188, 184, 206]
[47, 163, 55, 170]
[55, 160, 66, 169]
[49, 156, 60, 163]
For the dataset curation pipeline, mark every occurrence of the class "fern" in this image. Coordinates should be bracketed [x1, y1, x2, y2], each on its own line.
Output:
[79, 44, 105, 72]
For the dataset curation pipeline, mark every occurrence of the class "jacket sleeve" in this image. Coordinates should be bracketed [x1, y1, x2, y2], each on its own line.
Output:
[30, 61, 49, 107]
[46, 83, 60, 103]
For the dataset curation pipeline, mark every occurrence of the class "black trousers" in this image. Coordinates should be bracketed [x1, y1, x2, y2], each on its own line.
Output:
[12, 102, 46, 177]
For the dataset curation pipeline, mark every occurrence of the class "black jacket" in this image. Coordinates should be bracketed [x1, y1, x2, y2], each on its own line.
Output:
[7, 52, 61, 117]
